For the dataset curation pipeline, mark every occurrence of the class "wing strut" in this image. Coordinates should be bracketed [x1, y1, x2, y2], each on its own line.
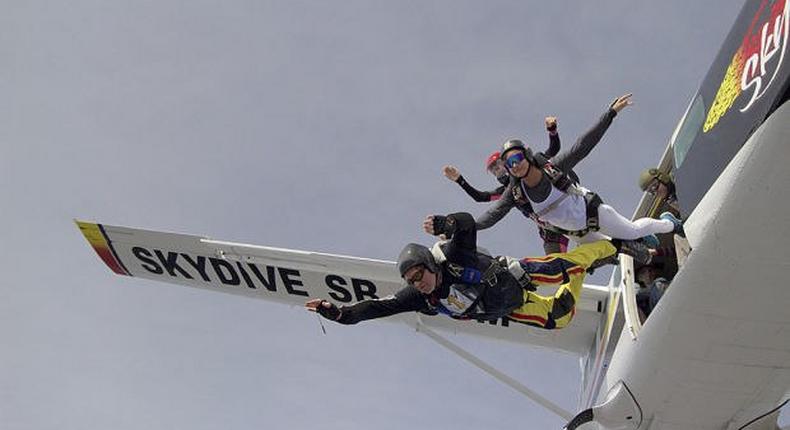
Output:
[415, 317, 573, 422]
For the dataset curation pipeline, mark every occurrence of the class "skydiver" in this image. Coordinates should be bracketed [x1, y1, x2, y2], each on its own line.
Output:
[638, 167, 681, 217]
[442, 116, 569, 254]
[476, 94, 685, 244]
[306, 212, 649, 329]
[635, 264, 670, 322]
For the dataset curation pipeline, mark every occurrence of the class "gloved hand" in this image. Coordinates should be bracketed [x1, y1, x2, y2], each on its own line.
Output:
[305, 299, 342, 321]
[423, 214, 457, 237]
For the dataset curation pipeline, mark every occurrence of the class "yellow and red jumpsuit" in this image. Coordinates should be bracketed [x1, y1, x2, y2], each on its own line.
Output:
[509, 240, 616, 329]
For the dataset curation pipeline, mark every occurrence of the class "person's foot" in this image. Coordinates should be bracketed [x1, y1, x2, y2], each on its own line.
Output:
[586, 255, 620, 274]
[660, 212, 685, 237]
[640, 234, 660, 248]
[618, 240, 653, 265]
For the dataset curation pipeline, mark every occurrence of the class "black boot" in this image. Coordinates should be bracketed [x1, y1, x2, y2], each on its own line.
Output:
[612, 239, 653, 265]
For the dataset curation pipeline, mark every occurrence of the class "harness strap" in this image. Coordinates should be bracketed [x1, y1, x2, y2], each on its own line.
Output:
[446, 263, 465, 278]
[481, 261, 506, 287]
[584, 192, 603, 230]
[446, 261, 504, 287]
[535, 154, 574, 192]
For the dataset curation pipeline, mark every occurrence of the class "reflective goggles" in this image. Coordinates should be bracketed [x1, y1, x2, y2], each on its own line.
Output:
[504, 151, 526, 169]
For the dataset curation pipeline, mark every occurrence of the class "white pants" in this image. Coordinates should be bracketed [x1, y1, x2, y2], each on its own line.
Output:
[571, 204, 674, 243]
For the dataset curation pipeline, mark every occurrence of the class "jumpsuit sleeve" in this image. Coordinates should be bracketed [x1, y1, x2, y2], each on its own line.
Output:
[442, 212, 478, 265]
[554, 108, 617, 173]
[456, 175, 499, 202]
[544, 131, 561, 158]
[337, 286, 426, 325]
[475, 185, 516, 230]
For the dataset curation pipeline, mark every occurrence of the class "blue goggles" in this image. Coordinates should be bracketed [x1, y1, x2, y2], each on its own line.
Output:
[504, 152, 526, 169]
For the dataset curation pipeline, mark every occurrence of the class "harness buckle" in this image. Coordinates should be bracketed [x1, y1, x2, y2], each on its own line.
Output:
[447, 263, 464, 278]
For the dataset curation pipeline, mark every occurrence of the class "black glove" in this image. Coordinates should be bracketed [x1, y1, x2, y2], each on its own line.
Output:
[316, 300, 342, 321]
[431, 215, 457, 237]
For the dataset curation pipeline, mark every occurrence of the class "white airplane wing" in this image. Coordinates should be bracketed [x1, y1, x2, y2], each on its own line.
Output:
[76, 221, 607, 355]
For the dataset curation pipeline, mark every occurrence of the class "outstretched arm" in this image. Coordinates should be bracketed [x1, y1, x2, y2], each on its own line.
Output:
[443, 165, 501, 202]
[424, 212, 478, 264]
[554, 93, 632, 173]
[543, 116, 561, 158]
[475, 186, 516, 230]
[306, 286, 425, 325]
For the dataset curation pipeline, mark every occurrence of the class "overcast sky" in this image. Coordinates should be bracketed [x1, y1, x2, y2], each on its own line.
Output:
[2, 1, 749, 429]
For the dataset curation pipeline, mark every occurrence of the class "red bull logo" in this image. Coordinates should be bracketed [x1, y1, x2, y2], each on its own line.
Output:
[704, 0, 788, 132]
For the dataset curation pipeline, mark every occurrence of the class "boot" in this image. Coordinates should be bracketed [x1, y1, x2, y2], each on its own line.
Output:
[660, 212, 685, 237]
[616, 239, 653, 265]
[640, 234, 660, 248]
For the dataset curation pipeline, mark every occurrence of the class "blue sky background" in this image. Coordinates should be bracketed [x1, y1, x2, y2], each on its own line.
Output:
[2, 1, 750, 429]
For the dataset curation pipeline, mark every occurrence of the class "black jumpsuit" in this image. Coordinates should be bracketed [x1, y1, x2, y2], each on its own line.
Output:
[335, 213, 523, 324]
[333, 212, 617, 330]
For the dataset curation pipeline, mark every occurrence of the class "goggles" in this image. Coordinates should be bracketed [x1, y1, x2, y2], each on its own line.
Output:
[504, 151, 526, 169]
[404, 266, 426, 286]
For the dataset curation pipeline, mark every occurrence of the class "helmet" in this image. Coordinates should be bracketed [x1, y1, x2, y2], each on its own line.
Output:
[397, 243, 439, 277]
[501, 139, 525, 155]
[638, 168, 672, 191]
[485, 151, 501, 170]
[500, 139, 534, 162]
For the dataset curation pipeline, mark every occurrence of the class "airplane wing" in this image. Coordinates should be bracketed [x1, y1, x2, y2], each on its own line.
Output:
[76, 221, 608, 355]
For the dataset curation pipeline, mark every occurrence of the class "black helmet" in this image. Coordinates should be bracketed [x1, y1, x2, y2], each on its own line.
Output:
[397, 243, 439, 277]
[500, 139, 534, 162]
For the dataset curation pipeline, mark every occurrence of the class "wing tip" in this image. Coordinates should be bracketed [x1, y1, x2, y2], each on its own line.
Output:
[76, 220, 131, 276]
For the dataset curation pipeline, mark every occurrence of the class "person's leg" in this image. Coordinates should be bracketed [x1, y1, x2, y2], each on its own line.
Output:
[509, 291, 553, 328]
[659, 212, 685, 236]
[508, 241, 617, 329]
[572, 230, 609, 244]
[546, 240, 617, 271]
[597, 204, 674, 240]
[509, 265, 593, 329]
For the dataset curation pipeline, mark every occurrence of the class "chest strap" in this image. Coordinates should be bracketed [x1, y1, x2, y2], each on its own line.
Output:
[446, 261, 504, 287]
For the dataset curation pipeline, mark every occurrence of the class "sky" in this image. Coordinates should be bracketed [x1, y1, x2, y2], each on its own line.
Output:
[1, 1, 749, 429]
